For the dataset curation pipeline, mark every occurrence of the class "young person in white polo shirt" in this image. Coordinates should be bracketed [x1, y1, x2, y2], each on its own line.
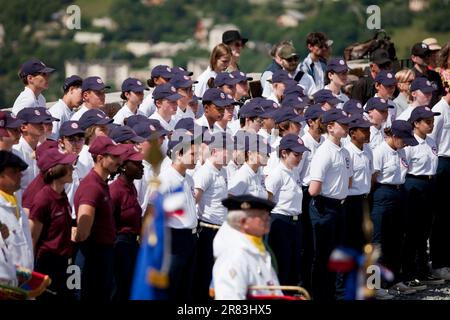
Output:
[364, 97, 393, 150]
[396, 77, 435, 121]
[266, 134, 309, 287]
[71, 76, 110, 121]
[308, 108, 353, 301]
[113, 78, 147, 125]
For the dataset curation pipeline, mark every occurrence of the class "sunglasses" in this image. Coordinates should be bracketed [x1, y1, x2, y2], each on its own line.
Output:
[284, 56, 299, 63]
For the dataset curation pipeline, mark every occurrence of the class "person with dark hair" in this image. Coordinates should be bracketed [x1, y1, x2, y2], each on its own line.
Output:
[71, 76, 110, 121]
[74, 136, 128, 301]
[170, 73, 198, 122]
[139, 65, 174, 117]
[110, 144, 144, 301]
[113, 78, 147, 125]
[324, 58, 350, 108]
[298, 32, 330, 90]
[48, 75, 83, 140]
[435, 42, 450, 91]
[12, 59, 55, 115]
[29, 148, 77, 300]
[222, 30, 248, 72]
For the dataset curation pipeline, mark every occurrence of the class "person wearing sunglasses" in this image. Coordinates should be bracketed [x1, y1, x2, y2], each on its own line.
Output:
[222, 30, 249, 72]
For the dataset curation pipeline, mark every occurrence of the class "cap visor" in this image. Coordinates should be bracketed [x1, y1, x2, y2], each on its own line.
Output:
[28, 116, 51, 124]
[403, 136, 419, 147]
[108, 144, 130, 156]
[41, 67, 56, 74]
[131, 136, 145, 143]
[291, 145, 310, 153]
[97, 118, 114, 126]
[336, 117, 353, 125]
[214, 99, 240, 107]
[420, 86, 436, 93]
[166, 93, 184, 101]
[6, 119, 25, 128]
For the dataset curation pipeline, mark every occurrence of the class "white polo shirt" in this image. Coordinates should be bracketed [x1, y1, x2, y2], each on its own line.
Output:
[396, 105, 414, 121]
[12, 87, 46, 115]
[70, 105, 89, 121]
[369, 125, 385, 150]
[299, 131, 325, 187]
[373, 141, 408, 185]
[193, 159, 228, 225]
[309, 139, 353, 200]
[113, 104, 145, 125]
[345, 142, 373, 196]
[266, 162, 303, 216]
[12, 137, 39, 191]
[324, 84, 349, 110]
[226, 160, 241, 183]
[159, 165, 197, 229]
[49, 99, 74, 140]
[430, 98, 450, 157]
[149, 111, 177, 131]
[195, 115, 214, 134]
[138, 92, 156, 117]
[65, 168, 80, 219]
[134, 160, 154, 213]
[263, 136, 281, 176]
[228, 162, 268, 199]
[76, 145, 94, 180]
[404, 134, 438, 176]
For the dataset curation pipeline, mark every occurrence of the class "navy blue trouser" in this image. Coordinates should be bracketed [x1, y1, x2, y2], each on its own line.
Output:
[343, 194, 367, 252]
[113, 233, 139, 301]
[35, 252, 75, 301]
[268, 213, 303, 287]
[402, 175, 436, 280]
[169, 228, 197, 302]
[76, 243, 114, 301]
[431, 157, 450, 269]
[193, 224, 218, 301]
[309, 195, 344, 301]
[370, 183, 405, 282]
[300, 186, 314, 292]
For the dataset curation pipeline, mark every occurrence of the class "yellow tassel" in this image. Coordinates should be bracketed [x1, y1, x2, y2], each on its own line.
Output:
[147, 268, 169, 289]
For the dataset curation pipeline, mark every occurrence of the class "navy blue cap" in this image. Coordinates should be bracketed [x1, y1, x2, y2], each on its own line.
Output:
[281, 94, 308, 109]
[272, 107, 304, 124]
[343, 99, 364, 115]
[0, 112, 8, 137]
[37, 107, 59, 123]
[391, 120, 418, 146]
[17, 108, 50, 124]
[279, 134, 310, 153]
[133, 119, 168, 140]
[82, 76, 110, 92]
[409, 106, 441, 123]
[364, 97, 394, 112]
[214, 72, 241, 87]
[167, 133, 197, 152]
[269, 69, 295, 84]
[4, 111, 25, 129]
[246, 97, 279, 112]
[20, 59, 55, 76]
[222, 194, 275, 212]
[121, 77, 148, 92]
[109, 125, 145, 143]
[203, 88, 239, 107]
[174, 118, 207, 137]
[204, 132, 234, 150]
[126, 115, 150, 128]
[63, 75, 83, 91]
[348, 114, 371, 129]
[60, 121, 85, 137]
[151, 65, 174, 79]
[170, 74, 197, 89]
[284, 82, 305, 97]
[245, 133, 271, 154]
[78, 109, 113, 130]
[374, 70, 397, 86]
[172, 66, 193, 77]
[153, 83, 183, 101]
[304, 104, 326, 120]
[313, 89, 342, 105]
[321, 109, 353, 125]
[230, 70, 253, 82]
[410, 77, 436, 93]
[326, 57, 349, 73]
[0, 150, 28, 172]
[239, 100, 266, 118]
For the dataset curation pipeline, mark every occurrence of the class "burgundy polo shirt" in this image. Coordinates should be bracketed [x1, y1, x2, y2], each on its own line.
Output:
[22, 173, 45, 209]
[110, 176, 142, 235]
[74, 169, 116, 246]
[29, 184, 73, 258]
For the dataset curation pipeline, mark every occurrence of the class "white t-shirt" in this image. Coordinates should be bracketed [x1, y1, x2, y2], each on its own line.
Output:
[76, 145, 94, 180]
[404, 134, 438, 176]
[298, 131, 325, 187]
[138, 91, 156, 117]
[345, 142, 373, 196]
[228, 163, 268, 199]
[309, 139, 353, 200]
[70, 105, 89, 121]
[373, 141, 408, 185]
[12, 87, 46, 115]
[49, 99, 74, 140]
[12, 137, 39, 191]
[430, 98, 450, 157]
[265, 162, 303, 216]
[193, 160, 228, 225]
[113, 104, 145, 125]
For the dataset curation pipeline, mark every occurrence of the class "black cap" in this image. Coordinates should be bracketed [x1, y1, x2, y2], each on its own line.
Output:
[370, 49, 391, 66]
[411, 42, 431, 58]
[221, 194, 275, 212]
[109, 125, 145, 143]
[0, 150, 28, 172]
[60, 121, 85, 137]
[408, 106, 440, 123]
[121, 77, 148, 92]
[63, 75, 83, 91]
[222, 30, 248, 45]
[279, 134, 310, 153]
[391, 120, 418, 146]
[78, 109, 113, 130]
[82, 76, 110, 92]
[20, 59, 55, 76]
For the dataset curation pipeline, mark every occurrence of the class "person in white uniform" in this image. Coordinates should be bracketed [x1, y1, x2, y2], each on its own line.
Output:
[371, 70, 398, 127]
[12, 59, 55, 115]
[396, 77, 435, 121]
[48, 75, 83, 140]
[324, 57, 350, 109]
[308, 108, 353, 301]
[71, 76, 110, 121]
[364, 97, 393, 150]
[371, 120, 419, 294]
[265, 69, 296, 104]
[266, 134, 309, 286]
[113, 78, 147, 125]
[312, 89, 343, 111]
[170, 74, 198, 122]
[193, 132, 233, 301]
[212, 194, 281, 300]
[139, 65, 174, 117]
